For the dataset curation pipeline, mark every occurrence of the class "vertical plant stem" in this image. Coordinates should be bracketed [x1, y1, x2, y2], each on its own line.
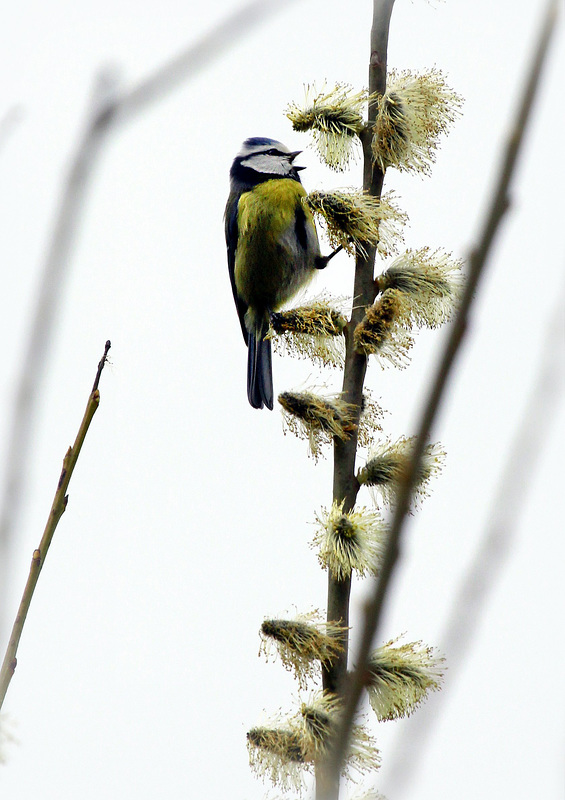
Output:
[323, 0, 396, 692]
[318, 3, 395, 800]
[325, 0, 395, 695]
[0, 341, 111, 711]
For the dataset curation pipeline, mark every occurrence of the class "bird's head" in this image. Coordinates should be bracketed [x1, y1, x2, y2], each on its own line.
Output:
[230, 137, 305, 187]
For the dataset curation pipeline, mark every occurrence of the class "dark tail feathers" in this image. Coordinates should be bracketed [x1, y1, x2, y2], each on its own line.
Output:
[247, 331, 273, 410]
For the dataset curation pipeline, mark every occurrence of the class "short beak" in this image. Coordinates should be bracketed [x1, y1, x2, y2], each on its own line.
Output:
[288, 150, 306, 171]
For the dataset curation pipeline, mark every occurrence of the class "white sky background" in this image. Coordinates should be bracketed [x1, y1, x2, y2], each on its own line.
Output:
[0, 0, 564, 798]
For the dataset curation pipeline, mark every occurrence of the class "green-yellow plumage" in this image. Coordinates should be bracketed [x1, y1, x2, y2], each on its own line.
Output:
[235, 179, 318, 332]
[226, 138, 322, 409]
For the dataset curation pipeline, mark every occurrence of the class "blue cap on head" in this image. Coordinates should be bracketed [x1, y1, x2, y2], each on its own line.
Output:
[242, 137, 280, 148]
[236, 137, 290, 159]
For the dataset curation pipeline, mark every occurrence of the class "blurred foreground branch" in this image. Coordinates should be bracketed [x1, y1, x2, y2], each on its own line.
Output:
[0, 341, 111, 711]
[323, 0, 559, 785]
[0, 0, 298, 626]
[382, 278, 565, 794]
[116, 0, 299, 122]
[0, 106, 23, 154]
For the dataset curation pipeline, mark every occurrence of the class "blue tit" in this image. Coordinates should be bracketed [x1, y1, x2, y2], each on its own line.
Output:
[225, 137, 321, 410]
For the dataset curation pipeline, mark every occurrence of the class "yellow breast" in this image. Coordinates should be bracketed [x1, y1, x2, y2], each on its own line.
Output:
[237, 179, 307, 242]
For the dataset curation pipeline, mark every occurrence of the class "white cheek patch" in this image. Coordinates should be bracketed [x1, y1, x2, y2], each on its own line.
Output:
[241, 154, 289, 176]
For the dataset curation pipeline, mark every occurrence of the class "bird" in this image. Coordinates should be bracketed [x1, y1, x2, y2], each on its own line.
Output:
[225, 137, 321, 410]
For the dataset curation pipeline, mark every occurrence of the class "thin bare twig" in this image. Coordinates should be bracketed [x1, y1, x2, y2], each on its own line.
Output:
[323, 0, 559, 787]
[0, 341, 111, 711]
[0, 74, 117, 630]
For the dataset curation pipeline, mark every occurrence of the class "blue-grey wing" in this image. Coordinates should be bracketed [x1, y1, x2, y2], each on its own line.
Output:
[225, 192, 249, 344]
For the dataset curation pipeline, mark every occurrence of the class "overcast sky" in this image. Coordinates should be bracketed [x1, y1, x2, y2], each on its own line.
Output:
[0, 1, 564, 798]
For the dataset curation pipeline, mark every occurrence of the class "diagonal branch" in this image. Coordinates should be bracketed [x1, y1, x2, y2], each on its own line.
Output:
[0, 341, 111, 711]
[323, 0, 559, 788]
[116, 0, 300, 123]
[382, 276, 565, 794]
